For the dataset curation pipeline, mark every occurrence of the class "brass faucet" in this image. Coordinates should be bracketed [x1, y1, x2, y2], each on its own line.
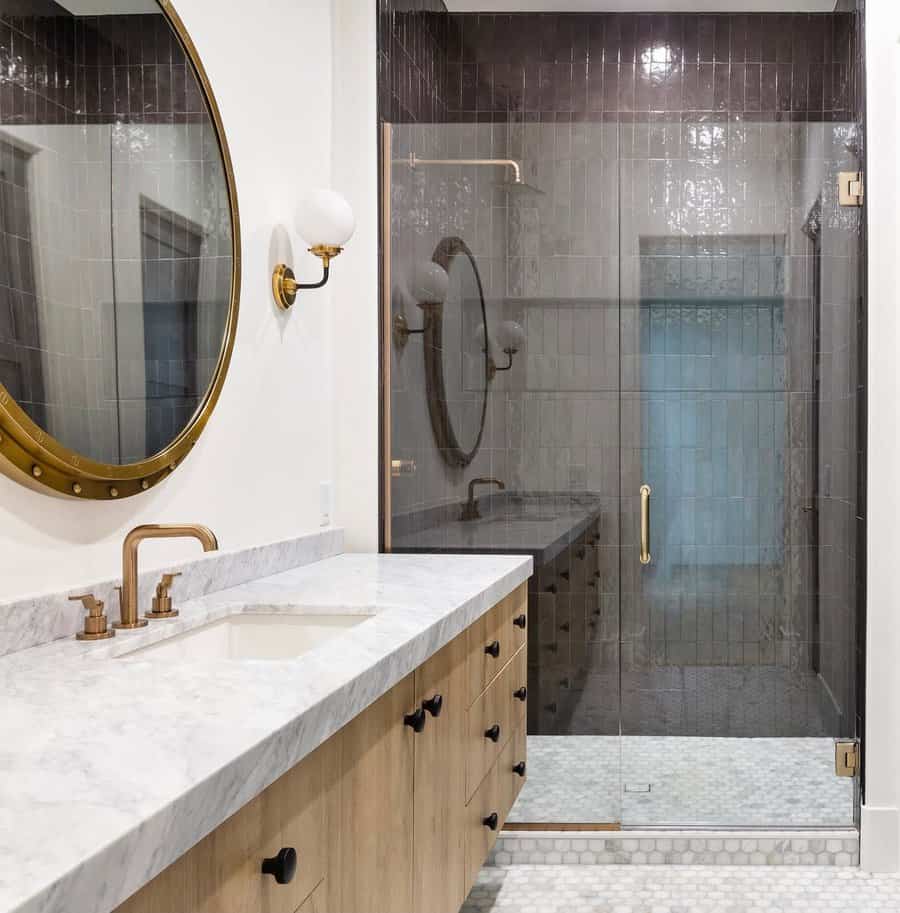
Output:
[461, 477, 505, 521]
[116, 524, 219, 629]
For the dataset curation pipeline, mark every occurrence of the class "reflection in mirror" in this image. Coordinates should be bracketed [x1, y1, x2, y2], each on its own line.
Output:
[0, 0, 233, 466]
[423, 237, 488, 468]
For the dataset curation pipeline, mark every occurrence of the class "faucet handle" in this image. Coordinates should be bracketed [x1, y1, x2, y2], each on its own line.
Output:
[69, 594, 115, 641]
[146, 572, 182, 620]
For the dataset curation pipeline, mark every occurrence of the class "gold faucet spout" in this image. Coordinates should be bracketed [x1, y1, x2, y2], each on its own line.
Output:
[117, 524, 219, 629]
[461, 477, 505, 521]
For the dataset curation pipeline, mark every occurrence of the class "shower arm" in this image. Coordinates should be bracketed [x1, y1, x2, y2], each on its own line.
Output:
[395, 153, 522, 185]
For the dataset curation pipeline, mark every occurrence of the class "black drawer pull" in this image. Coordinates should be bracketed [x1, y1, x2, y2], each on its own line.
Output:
[404, 707, 427, 732]
[513, 761, 526, 777]
[485, 640, 501, 658]
[483, 812, 499, 830]
[513, 686, 527, 702]
[261, 847, 297, 884]
[422, 694, 443, 717]
[513, 614, 527, 629]
[485, 723, 501, 742]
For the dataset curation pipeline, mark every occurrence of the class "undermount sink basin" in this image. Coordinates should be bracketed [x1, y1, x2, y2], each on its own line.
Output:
[122, 613, 370, 662]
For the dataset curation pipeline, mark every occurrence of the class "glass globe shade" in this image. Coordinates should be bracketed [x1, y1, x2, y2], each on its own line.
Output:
[496, 319, 525, 352]
[296, 189, 356, 248]
[411, 261, 449, 304]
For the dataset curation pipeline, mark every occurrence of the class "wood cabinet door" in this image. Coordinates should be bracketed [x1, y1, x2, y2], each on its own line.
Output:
[412, 633, 468, 913]
[114, 746, 325, 913]
[327, 673, 416, 913]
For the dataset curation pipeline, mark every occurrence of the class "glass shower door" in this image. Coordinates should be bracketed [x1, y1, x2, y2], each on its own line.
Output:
[617, 119, 859, 827]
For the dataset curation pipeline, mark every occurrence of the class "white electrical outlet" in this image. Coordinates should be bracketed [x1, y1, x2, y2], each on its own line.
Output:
[319, 481, 333, 527]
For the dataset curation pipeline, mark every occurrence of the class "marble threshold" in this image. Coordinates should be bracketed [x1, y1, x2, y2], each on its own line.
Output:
[0, 543, 532, 913]
[490, 830, 860, 867]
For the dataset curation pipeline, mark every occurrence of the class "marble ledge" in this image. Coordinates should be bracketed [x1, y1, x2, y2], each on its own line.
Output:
[0, 528, 345, 658]
[0, 551, 532, 913]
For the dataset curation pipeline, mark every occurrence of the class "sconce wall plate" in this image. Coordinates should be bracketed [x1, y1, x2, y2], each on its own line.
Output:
[393, 312, 424, 348]
[272, 244, 343, 310]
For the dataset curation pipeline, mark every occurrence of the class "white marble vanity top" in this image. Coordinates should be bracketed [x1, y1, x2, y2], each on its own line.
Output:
[0, 552, 532, 913]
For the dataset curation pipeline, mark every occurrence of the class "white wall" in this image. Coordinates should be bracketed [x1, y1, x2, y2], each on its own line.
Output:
[0, 0, 379, 598]
[331, 0, 380, 552]
[861, 0, 900, 875]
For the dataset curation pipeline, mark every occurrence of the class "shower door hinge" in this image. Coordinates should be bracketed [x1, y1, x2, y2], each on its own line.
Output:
[839, 172, 864, 207]
[835, 740, 860, 778]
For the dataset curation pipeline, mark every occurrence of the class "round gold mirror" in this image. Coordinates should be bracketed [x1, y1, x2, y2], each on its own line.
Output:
[423, 237, 489, 468]
[0, 0, 239, 499]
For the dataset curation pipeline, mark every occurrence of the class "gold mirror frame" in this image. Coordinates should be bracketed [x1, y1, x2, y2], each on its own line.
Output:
[0, 0, 240, 501]
[422, 237, 489, 469]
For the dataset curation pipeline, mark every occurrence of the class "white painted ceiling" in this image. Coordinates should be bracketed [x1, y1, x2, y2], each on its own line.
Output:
[444, 1, 836, 11]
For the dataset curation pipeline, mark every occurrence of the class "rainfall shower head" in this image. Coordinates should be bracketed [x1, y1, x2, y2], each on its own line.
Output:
[496, 175, 545, 198]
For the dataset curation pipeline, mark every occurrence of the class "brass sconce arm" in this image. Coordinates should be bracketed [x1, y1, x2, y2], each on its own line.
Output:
[488, 347, 518, 381]
[393, 313, 425, 348]
[273, 244, 343, 310]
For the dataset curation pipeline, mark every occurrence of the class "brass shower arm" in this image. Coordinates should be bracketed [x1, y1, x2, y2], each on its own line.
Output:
[395, 153, 523, 185]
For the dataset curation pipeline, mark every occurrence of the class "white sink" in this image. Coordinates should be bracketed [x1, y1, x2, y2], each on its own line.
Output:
[122, 613, 370, 662]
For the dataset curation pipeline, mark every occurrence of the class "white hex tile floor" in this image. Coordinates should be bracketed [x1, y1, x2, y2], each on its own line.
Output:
[510, 736, 854, 827]
[461, 864, 900, 912]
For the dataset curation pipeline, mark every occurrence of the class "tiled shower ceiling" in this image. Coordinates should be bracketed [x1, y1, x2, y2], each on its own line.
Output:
[444, 2, 837, 12]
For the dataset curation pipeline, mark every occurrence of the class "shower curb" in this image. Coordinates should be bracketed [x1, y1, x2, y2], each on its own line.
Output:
[490, 830, 859, 867]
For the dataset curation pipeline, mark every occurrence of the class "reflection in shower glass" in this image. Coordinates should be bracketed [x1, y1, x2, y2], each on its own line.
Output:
[380, 3, 865, 832]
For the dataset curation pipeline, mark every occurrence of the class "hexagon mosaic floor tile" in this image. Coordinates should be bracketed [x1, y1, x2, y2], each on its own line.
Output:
[461, 864, 900, 913]
[510, 736, 854, 827]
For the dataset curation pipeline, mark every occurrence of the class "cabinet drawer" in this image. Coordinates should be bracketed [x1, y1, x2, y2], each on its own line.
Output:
[499, 725, 527, 823]
[467, 584, 527, 706]
[464, 728, 520, 894]
[296, 880, 325, 912]
[466, 645, 526, 800]
[114, 744, 326, 913]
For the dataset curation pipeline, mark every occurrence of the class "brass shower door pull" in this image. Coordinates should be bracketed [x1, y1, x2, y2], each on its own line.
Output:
[640, 484, 652, 566]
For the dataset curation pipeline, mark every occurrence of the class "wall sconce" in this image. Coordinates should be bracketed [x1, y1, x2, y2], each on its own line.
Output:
[488, 320, 525, 379]
[272, 189, 356, 310]
[393, 261, 449, 348]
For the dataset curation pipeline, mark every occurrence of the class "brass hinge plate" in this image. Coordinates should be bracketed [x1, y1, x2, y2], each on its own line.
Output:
[839, 172, 864, 207]
[835, 740, 860, 778]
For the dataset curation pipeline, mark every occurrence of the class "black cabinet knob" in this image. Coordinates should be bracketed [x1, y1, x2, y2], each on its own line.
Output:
[513, 686, 527, 702]
[513, 614, 527, 629]
[482, 812, 499, 831]
[513, 761, 526, 777]
[485, 640, 501, 658]
[261, 847, 297, 885]
[404, 707, 427, 732]
[484, 723, 501, 743]
[546, 584, 558, 594]
[560, 571, 570, 581]
[422, 694, 443, 717]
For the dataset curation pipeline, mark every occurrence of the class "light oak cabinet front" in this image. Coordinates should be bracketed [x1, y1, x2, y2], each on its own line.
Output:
[114, 583, 528, 913]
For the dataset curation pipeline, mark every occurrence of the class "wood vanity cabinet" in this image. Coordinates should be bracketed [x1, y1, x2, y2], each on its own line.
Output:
[113, 583, 528, 913]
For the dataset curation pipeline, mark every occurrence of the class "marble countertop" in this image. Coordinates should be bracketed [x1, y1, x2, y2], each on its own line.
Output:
[392, 496, 603, 567]
[0, 552, 532, 913]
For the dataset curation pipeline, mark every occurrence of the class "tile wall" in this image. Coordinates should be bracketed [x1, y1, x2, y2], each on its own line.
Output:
[380, 8, 864, 744]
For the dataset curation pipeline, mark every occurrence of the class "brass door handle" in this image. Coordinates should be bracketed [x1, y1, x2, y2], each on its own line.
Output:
[640, 484, 651, 566]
